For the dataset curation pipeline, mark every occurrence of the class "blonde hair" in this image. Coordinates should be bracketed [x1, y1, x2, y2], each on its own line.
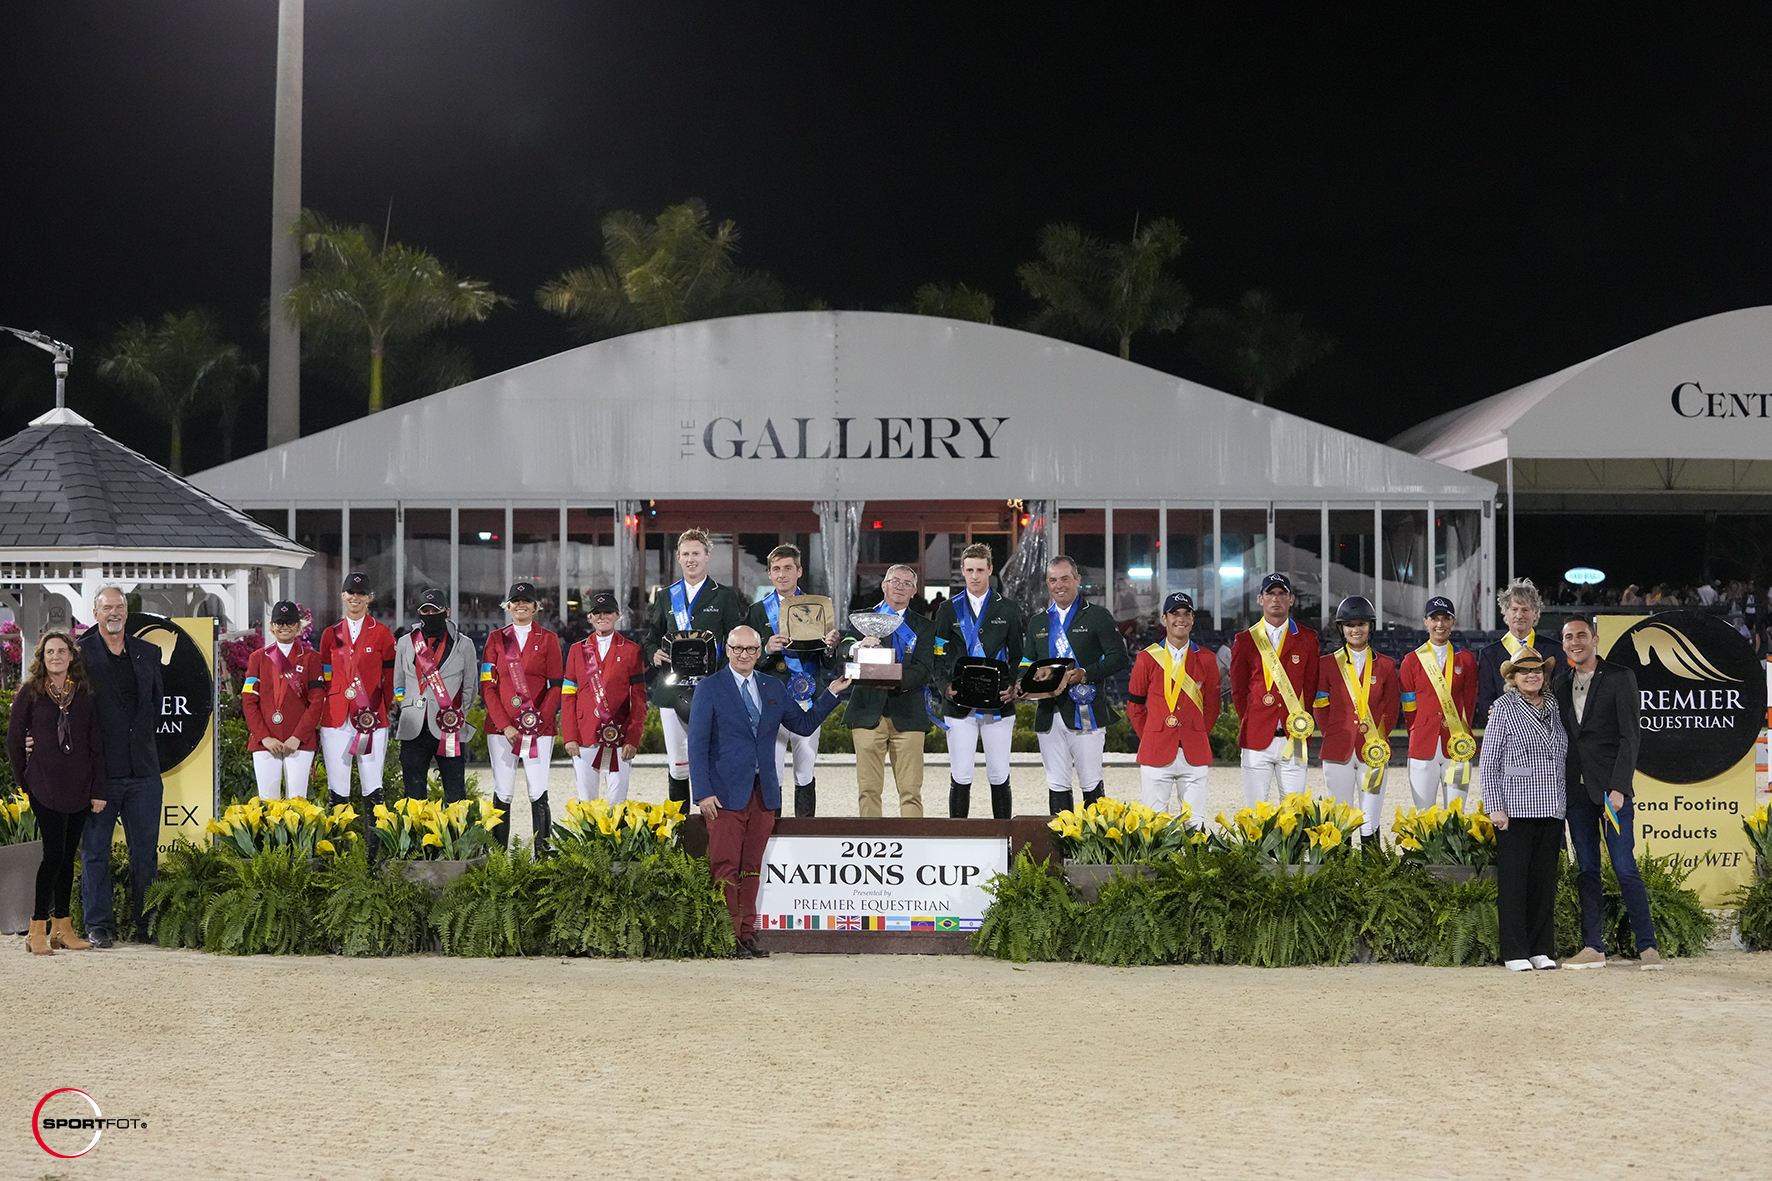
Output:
[960, 542, 994, 568]
[676, 528, 711, 553]
[767, 543, 802, 565]
[1497, 577, 1543, 616]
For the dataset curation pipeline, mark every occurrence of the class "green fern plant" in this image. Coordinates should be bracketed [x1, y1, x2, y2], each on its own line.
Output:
[431, 846, 543, 957]
[144, 839, 236, 949]
[1426, 880, 1500, 966]
[973, 851, 1077, 962]
[1554, 850, 1714, 958]
[1072, 869, 1171, 966]
[201, 845, 324, 955]
[1230, 860, 1361, 968]
[534, 845, 735, 959]
[1348, 849, 1440, 963]
[319, 850, 433, 956]
[1733, 876, 1772, 951]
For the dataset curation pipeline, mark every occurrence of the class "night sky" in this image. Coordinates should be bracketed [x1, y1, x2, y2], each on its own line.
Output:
[4, 3, 1772, 475]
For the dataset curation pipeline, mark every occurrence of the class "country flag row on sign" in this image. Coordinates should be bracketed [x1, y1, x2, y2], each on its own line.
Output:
[753, 915, 982, 932]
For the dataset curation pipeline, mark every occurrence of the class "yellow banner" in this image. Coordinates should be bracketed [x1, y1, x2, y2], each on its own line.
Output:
[1599, 614, 1755, 906]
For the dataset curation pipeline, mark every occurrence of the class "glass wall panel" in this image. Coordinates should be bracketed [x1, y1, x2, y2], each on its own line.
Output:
[1381, 508, 1429, 625]
[1437, 508, 1484, 625]
[292, 510, 342, 629]
[458, 509, 507, 636]
[1217, 509, 1268, 630]
[1058, 509, 1105, 603]
[1112, 509, 1158, 624]
[1327, 509, 1377, 613]
[403, 509, 452, 618]
[1273, 508, 1323, 626]
[511, 509, 562, 631]
[563, 508, 616, 637]
[736, 533, 779, 603]
[348, 509, 397, 626]
[1164, 509, 1214, 632]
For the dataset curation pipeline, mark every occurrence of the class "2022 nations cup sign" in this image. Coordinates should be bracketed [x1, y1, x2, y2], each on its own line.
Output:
[752, 836, 1009, 932]
[1601, 611, 1768, 906]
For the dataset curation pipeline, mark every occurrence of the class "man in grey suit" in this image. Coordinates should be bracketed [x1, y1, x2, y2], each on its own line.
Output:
[392, 588, 479, 804]
[1554, 616, 1662, 970]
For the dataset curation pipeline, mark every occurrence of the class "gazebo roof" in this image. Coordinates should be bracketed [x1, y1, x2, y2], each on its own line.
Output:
[0, 408, 307, 565]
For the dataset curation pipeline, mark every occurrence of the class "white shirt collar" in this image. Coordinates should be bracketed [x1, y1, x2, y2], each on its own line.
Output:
[683, 577, 706, 596]
[595, 632, 613, 654]
[1350, 646, 1367, 671]
[513, 622, 532, 642]
[730, 666, 754, 695]
[276, 641, 294, 657]
[1264, 620, 1287, 645]
[346, 615, 364, 640]
[1166, 641, 1188, 662]
[968, 591, 989, 616]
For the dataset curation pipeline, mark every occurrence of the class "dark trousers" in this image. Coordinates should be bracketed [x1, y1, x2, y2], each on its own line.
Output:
[706, 784, 776, 943]
[1567, 790, 1657, 952]
[399, 727, 467, 802]
[1496, 817, 1562, 962]
[31, 797, 89, 921]
[80, 773, 162, 937]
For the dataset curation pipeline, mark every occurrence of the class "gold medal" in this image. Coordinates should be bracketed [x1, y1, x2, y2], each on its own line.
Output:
[1164, 713, 1180, 729]
[344, 687, 357, 700]
[1357, 720, 1370, 734]
[1262, 692, 1275, 707]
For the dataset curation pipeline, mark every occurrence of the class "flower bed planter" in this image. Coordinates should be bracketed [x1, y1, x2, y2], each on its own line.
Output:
[399, 856, 487, 895]
[1423, 864, 1496, 885]
[0, 840, 43, 935]
[1063, 863, 1155, 904]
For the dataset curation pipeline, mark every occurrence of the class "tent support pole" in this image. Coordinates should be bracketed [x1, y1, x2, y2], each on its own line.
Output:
[1505, 456, 1515, 584]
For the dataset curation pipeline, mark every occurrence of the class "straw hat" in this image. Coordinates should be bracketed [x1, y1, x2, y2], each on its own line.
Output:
[1500, 646, 1548, 679]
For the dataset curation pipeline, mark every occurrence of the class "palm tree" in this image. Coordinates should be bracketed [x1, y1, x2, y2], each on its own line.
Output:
[96, 310, 256, 474]
[285, 209, 503, 414]
[536, 199, 785, 339]
[910, 282, 995, 324]
[1188, 290, 1335, 405]
[1017, 218, 1190, 360]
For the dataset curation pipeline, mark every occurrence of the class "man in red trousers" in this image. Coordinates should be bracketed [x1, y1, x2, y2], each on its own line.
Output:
[688, 625, 850, 959]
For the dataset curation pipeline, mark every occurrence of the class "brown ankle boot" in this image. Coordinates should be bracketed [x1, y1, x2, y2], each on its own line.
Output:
[49, 917, 92, 951]
[26, 920, 53, 955]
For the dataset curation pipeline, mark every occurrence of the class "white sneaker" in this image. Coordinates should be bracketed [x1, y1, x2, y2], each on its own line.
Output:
[1529, 955, 1558, 970]
[1504, 959, 1533, 971]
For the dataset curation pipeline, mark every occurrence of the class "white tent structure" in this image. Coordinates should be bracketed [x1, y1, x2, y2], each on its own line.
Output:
[1392, 306, 1772, 579]
[192, 312, 1497, 631]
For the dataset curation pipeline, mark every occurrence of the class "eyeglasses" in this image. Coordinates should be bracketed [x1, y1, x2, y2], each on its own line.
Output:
[883, 579, 918, 589]
[728, 644, 762, 655]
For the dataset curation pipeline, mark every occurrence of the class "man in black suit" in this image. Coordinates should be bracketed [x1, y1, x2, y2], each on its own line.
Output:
[76, 586, 165, 947]
[1475, 577, 1565, 730]
[1553, 615, 1662, 970]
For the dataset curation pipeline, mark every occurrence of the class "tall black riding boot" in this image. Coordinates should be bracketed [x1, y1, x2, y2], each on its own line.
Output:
[1048, 789, 1075, 816]
[492, 799, 512, 849]
[530, 793, 553, 860]
[948, 778, 971, 819]
[990, 778, 1013, 820]
[794, 777, 817, 818]
[1082, 783, 1106, 808]
[667, 775, 691, 805]
[360, 790, 384, 862]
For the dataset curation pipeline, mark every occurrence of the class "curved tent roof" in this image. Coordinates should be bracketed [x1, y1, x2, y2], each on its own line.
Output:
[193, 311, 1492, 505]
[1392, 307, 1772, 502]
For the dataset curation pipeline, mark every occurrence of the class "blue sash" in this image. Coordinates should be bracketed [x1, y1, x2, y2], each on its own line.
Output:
[764, 589, 816, 704]
[1049, 599, 1096, 730]
[873, 601, 917, 660]
[956, 592, 1007, 722]
[669, 578, 706, 631]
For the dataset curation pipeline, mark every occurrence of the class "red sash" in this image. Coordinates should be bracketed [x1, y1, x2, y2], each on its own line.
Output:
[581, 636, 622, 771]
[495, 626, 544, 758]
[412, 633, 466, 758]
[262, 641, 304, 725]
[333, 619, 381, 755]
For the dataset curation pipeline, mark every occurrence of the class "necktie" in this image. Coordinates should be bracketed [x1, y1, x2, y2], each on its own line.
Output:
[741, 678, 760, 735]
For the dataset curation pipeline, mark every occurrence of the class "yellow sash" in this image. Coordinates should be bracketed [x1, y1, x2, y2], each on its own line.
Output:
[1337, 646, 1389, 791]
[1414, 642, 1476, 784]
[1500, 630, 1534, 658]
[1249, 622, 1313, 759]
[1147, 643, 1203, 716]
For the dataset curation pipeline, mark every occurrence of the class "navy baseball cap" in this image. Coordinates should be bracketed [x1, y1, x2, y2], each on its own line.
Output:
[270, 601, 302, 626]
[417, 587, 448, 613]
[1259, 573, 1293, 595]
[506, 581, 538, 603]
[1162, 591, 1195, 614]
[341, 571, 372, 595]
[588, 591, 619, 615]
[1424, 595, 1457, 619]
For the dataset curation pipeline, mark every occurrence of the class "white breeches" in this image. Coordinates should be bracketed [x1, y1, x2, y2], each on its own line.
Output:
[775, 723, 819, 788]
[945, 712, 1014, 786]
[1240, 734, 1308, 807]
[1139, 750, 1210, 825]
[488, 733, 555, 802]
[252, 748, 316, 800]
[661, 707, 690, 780]
[1038, 713, 1106, 792]
[571, 750, 632, 805]
[320, 725, 388, 798]
[1324, 756, 1387, 835]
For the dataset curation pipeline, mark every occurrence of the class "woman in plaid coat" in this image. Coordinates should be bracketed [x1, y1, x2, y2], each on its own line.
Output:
[1477, 647, 1568, 972]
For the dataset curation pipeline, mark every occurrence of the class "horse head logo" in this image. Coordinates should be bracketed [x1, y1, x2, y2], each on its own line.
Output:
[1629, 623, 1740, 682]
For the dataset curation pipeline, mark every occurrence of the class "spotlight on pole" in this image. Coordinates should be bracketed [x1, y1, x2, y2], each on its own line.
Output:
[0, 325, 73, 410]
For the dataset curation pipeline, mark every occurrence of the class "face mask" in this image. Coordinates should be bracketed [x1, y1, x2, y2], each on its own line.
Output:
[420, 613, 448, 638]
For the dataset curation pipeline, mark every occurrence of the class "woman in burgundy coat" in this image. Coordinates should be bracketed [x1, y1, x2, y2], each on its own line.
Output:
[6, 631, 108, 955]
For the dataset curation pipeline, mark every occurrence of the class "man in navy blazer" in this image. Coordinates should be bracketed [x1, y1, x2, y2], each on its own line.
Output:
[689, 625, 850, 958]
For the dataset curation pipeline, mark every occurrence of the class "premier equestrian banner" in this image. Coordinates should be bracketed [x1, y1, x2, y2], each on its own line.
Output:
[1600, 612, 1767, 906]
[753, 835, 1009, 931]
[112, 615, 217, 860]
